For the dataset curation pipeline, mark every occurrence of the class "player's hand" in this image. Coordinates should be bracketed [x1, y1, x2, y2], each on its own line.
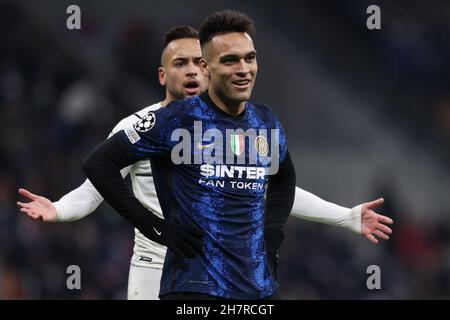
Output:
[141, 218, 204, 259]
[360, 198, 393, 244]
[266, 249, 279, 282]
[163, 222, 204, 259]
[17, 188, 58, 222]
[264, 228, 281, 282]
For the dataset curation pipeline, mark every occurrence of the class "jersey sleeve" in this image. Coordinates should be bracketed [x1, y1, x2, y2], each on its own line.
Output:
[53, 178, 104, 221]
[290, 186, 361, 233]
[116, 101, 188, 160]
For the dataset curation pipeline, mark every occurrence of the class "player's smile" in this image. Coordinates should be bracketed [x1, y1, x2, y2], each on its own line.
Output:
[231, 78, 251, 90]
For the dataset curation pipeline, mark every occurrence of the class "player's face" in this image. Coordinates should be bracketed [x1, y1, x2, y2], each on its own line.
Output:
[202, 32, 257, 105]
[159, 38, 208, 100]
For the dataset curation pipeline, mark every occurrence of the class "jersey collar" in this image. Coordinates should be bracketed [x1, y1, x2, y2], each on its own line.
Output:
[200, 91, 248, 122]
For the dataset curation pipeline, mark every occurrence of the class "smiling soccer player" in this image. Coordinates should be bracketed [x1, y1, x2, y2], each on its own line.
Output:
[82, 10, 296, 299]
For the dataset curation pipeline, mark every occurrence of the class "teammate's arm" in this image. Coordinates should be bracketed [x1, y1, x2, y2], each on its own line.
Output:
[17, 166, 130, 222]
[53, 179, 105, 221]
[17, 118, 133, 222]
[17, 178, 105, 222]
[290, 187, 393, 244]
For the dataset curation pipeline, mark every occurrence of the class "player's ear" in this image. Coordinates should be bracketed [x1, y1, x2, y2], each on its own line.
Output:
[200, 58, 210, 78]
[158, 66, 166, 86]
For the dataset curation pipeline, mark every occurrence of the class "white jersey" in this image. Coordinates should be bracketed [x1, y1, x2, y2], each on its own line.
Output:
[111, 103, 166, 269]
[54, 103, 166, 269]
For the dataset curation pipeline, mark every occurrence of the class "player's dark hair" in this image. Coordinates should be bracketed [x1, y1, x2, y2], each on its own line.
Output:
[163, 25, 199, 48]
[199, 10, 255, 47]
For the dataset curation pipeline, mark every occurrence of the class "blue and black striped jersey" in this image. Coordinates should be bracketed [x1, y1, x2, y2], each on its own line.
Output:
[117, 92, 288, 299]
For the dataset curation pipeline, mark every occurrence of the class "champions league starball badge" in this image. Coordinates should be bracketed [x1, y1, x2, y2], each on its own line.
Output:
[134, 112, 156, 132]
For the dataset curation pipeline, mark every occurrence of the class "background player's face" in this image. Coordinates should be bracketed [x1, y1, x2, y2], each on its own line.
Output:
[159, 38, 208, 100]
[201, 32, 257, 105]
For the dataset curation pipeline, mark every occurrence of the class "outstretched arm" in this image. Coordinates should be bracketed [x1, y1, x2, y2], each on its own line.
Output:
[17, 167, 130, 222]
[290, 187, 393, 244]
[16, 115, 138, 222]
[290, 187, 359, 231]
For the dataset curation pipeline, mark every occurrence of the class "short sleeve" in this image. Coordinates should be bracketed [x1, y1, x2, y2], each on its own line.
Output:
[117, 101, 188, 159]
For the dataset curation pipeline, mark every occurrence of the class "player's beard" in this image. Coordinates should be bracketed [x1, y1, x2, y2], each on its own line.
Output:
[168, 87, 188, 101]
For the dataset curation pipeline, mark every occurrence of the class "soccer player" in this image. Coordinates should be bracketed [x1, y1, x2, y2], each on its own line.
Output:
[80, 10, 393, 300]
[18, 22, 393, 299]
[82, 10, 296, 299]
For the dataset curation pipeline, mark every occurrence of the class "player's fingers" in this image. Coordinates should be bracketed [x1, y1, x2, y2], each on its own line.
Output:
[19, 207, 31, 214]
[376, 223, 392, 235]
[18, 188, 38, 201]
[17, 201, 32, 209]
[19, 201, 41, 215]
[28, 212, 41, 220]
[366, 234, 379, 244]
[367, 198, 384, 209]
[20, 207, 40, 220]
[373, 230, 389, 241]
[379, 215, 393, 225]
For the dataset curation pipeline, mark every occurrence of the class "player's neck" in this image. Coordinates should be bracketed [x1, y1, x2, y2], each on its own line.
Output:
[160, 96, 173, 107]
[208, 89, 245, 117]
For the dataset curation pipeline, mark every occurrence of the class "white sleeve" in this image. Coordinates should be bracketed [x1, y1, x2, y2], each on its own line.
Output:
[290, 186, 362, 234]
[53, 166, 131, 222]
[52, 115, 138, 222]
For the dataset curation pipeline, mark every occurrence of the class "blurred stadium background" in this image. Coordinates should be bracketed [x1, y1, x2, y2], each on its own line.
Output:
[1, 0, 449, 299]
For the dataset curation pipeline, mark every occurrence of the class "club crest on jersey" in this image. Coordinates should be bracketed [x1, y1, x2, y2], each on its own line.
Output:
[134, 112, 156, 132]
[230, 134, 244, 156]
[255, 135, 269, 156]
[171, 121, 282, 175]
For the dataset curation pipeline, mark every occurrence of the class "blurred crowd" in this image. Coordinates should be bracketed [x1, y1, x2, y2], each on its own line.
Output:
[0, 1, 449, 299]
[257, 0, 450, 163]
